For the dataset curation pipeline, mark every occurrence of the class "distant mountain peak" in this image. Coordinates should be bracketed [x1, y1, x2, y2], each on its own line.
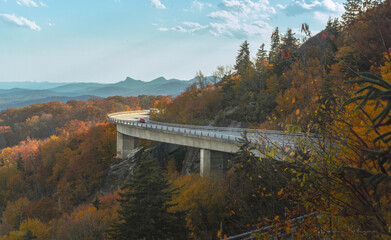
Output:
[123, 77, 140, 82]
[151, 76, 167, 82]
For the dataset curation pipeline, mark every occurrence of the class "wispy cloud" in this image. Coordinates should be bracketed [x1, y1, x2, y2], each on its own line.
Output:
[284, 0, 344, 17]
[158, 0, 276, 39]
[182, 22, 209, 32]
[16, 0, 38, 7]
[207, 0, 275, 38]
[39, 1, 47, 7]
[191, 0, 212, 11]
[0, 13, 41, 30]
[150, 0, 166, 9]
[276, 4, 287, 9]
[158, 22, 208, 33]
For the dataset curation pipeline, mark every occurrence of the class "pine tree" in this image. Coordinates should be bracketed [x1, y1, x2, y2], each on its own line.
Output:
[269, 27, 280, 65]
[255, 43, 267, 72]
[255, 43, 268, 90]
[275, 28, 299, 73]
[342, 0, 381, 25]
[281, 28, 298, 54]
[234, 40, 251, 76]
[109, 152, 187, 240]
[342, 0, 364, 25]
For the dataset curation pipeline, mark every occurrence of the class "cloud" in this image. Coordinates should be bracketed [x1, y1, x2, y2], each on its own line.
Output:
[157, 0, 276, 39]
[39, 1, 47, 7]
[219, 0, 276, 15]
[16, 0, 38, 7]
[276, 4, 287, 9]
[313, 11, 340, 24]
[182, 22, 209, 32]
[207, 0, 275, 38]
[158, 22, 208, 33]
[322, 0, 344, 12]
[150, 0, 166, 9]
[191, 0, 212, 11]
[0, 13, 41, 30]
[284, 0, 344, 16]
[172, 26, 187, 32]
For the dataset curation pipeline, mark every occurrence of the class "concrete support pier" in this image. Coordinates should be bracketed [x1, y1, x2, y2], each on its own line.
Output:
[200, 149, 228, 179]
[200, 149, 211, 177]
[117, 132, 138, 159]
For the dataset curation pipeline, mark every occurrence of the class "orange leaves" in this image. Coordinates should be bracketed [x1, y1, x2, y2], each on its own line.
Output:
[277, 188, 284, 196]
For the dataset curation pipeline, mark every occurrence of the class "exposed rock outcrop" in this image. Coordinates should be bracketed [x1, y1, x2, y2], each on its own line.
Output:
[100, 147, 144, 195]
[180, 147, 200, 175]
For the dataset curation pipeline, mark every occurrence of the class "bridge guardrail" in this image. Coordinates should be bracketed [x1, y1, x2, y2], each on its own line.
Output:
[107, 111, 311, 136]
[107, 111, 316, 146]
[107, 115, 243, 143]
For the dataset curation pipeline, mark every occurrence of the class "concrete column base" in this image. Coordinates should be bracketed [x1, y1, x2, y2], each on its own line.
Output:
[117, 132, 138, 159]
[200, 149, 229, 180]
[200, 149, 211, 177]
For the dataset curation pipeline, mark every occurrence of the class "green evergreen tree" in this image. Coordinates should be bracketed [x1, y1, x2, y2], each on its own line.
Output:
[109, 152, 187, 240]
[342, 0, 381, 25]
[272, 28, 299, 75]
[281, 28, 298, 53]
[255, 43, 267, 72]
[254, 43, 268, 91]
[342, 0, 364, 25]
[234, 40, 251, 76]
[268, 27, 281, 65]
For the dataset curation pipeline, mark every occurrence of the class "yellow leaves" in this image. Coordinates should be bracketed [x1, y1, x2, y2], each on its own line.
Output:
[274, 215, 279, 220]
[277, 188, 284, 196]
[295, 109, 300, 115]
[292, 98, 296, 104]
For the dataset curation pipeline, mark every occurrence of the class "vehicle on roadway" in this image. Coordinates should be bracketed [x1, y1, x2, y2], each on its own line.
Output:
[138, 118, 147, 123]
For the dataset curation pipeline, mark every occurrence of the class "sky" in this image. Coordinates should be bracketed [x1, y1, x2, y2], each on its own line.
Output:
[0, 0, 346, 83]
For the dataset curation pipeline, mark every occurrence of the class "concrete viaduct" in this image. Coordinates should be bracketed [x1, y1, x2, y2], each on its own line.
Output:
[107, 110, 302, 178]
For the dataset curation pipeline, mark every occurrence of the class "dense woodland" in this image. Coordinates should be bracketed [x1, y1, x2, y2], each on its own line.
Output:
[0, 0, 390, 239]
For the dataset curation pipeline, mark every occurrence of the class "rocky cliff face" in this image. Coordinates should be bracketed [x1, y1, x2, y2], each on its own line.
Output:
[100, 147, 144, 195]
[180, 147, 200, 175]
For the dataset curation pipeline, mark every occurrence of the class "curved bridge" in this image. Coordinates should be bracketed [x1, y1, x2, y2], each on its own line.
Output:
[107, 110, 302, 177]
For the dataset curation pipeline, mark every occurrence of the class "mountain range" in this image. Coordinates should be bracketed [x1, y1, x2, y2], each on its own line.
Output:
[0, 77, 195, 111]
